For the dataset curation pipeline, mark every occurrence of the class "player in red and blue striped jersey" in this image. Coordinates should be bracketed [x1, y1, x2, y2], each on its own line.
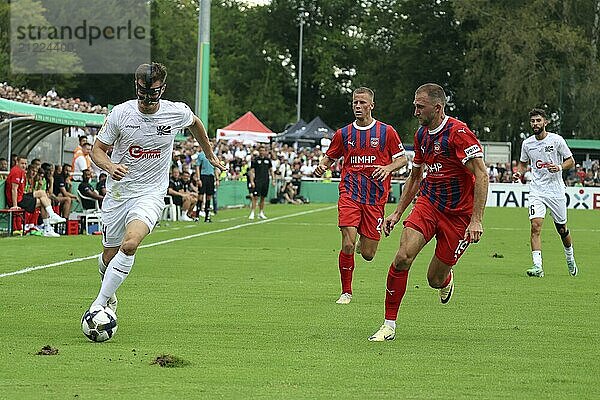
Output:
[314, 87, 407, 305]
[369, 83, 489, 342]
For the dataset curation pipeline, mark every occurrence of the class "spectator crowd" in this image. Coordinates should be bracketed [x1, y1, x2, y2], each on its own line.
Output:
[0, 82, 109, 114]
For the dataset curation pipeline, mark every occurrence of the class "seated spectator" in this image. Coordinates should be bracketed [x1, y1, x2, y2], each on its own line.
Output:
[278, 181, 303, 204]
[96, 172, 107, 207]
[574, 164, 585, 184]
[583, 170, 595, 187]
[52, 164, 78, 217]
[5, 155, 66, 237]
[40, 163, 55, 195]
[77, 169, 104, 209]
[167, 166, 197, 221]
[0, 158, 8, 176]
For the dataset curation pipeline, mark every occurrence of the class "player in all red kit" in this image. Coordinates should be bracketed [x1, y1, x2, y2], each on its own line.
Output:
[314, 87, 407, 304]
[368, 83, 489, 342]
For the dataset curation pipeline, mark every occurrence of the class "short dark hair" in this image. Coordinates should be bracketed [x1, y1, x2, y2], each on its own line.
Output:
[353, 87, 375, 101]
[415, 83, 447, 107]
[135, 62, 168, 84]
[529, 108, 547, 119]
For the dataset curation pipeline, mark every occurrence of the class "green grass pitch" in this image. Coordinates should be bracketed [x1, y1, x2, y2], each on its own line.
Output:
[0, 204, 598, 399]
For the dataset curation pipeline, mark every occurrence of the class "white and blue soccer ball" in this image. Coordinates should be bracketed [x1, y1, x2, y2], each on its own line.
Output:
[81, 305, 118, 342]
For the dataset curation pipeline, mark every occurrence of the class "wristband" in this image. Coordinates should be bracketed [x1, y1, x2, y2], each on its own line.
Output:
[557, 164, 562, 171]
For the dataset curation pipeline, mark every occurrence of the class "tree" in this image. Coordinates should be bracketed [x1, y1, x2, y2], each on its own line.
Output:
[454, 0, 600, 143]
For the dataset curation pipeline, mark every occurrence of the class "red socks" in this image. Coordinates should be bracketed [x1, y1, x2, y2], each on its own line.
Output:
[338, 251, 355, 294]
[441, 271, 452, 288]
[384, 264, 409, 321]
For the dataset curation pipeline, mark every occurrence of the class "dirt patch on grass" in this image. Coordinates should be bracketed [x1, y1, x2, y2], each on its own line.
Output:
[36, 345, 59, 356]
[151, 354, 189, 368]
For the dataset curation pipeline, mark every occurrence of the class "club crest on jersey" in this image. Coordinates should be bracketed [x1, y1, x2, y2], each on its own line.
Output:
[370, 137, 379, 147]
[544, 145, 554, 153]
[434, 141, 441, 154]
[156, 125, 172, 135]
[129, 145, 161, 159]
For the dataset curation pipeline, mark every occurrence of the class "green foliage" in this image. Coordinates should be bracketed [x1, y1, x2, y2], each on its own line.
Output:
[1, 0, 599, 141]
[454, 0, 600, 142]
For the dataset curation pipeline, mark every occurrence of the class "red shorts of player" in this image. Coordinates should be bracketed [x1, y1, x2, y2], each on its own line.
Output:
[338, 195, 384, 241]
[403, 197, 471, 266]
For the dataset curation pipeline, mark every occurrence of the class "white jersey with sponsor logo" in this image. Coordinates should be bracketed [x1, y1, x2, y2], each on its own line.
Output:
[520, 132, 572, 198]
[97, 99, 194, 199]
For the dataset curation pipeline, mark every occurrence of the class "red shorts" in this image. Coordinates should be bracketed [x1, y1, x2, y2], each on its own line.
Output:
[338, 196, 384, 241]
[403, 197, 471, 266]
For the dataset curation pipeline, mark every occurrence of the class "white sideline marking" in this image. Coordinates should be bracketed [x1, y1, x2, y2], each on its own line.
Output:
[0, 206, 336, 279]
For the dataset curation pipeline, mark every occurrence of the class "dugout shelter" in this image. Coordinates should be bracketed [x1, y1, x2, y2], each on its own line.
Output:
[0, 98, 105, 164]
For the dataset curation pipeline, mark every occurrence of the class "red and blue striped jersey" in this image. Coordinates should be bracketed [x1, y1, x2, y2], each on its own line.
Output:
[327, 119, 405, 206]
[413, 116, 483, 214]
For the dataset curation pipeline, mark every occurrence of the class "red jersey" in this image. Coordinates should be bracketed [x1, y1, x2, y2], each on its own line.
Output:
[413, 116, 483, 214]
[327, 120, 405, 206]
[5, 165, 26, 206]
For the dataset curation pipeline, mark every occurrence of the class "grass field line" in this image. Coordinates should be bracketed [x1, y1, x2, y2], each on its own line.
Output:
[0, 205, 336, 279]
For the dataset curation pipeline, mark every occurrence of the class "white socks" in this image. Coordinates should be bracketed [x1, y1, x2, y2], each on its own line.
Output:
[384, 319, 396, 329]
[532, 250, 542, 268]
[98, 253, 107, 278]
[92, 250, 134, 308]
[564, 245, 574, 262]
[45, 205, 58, 217]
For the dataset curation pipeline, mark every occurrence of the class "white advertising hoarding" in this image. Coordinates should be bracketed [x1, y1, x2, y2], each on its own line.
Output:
[487, 183, 600, 210]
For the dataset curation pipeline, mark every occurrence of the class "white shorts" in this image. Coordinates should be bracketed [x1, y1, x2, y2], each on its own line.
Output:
[528, 195, 567, 224]
[101, 194, 165, 248]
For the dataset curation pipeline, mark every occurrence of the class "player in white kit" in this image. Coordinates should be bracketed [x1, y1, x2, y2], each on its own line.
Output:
[514, 108, 578, 278]
[88, 62, 223, 312]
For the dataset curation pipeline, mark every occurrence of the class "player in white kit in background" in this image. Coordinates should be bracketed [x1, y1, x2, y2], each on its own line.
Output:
[88, 62, 224, 313]
[514, 108, 579, 278]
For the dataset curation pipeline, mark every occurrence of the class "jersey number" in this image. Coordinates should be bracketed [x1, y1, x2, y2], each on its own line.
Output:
[376, 218, 383, 232]
[529, 205, 535, 216]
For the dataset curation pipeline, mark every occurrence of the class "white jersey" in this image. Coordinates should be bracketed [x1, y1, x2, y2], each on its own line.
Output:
[520, 132, 572, 198]
[97, 99, 194, 199]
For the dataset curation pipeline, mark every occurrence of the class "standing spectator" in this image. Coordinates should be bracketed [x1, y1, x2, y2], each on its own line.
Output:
[196, 149, 219, 223]
[313, 86, 407, 305]
[248, 145, 275, 220]
[72, 135, 88, 162]
[487, 163, 499, 182]
[73, 143, 93, 180]
[46, 87, 57, 98]
[86, 62, 223, 315]
[5, 156, 66, 237]
[368, 83, 488, 341]
[320, 133, 331, 153]
[513, 108, 578, 278]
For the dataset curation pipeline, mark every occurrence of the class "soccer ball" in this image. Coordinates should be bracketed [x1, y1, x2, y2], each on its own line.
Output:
[81, 305, 118, 342]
